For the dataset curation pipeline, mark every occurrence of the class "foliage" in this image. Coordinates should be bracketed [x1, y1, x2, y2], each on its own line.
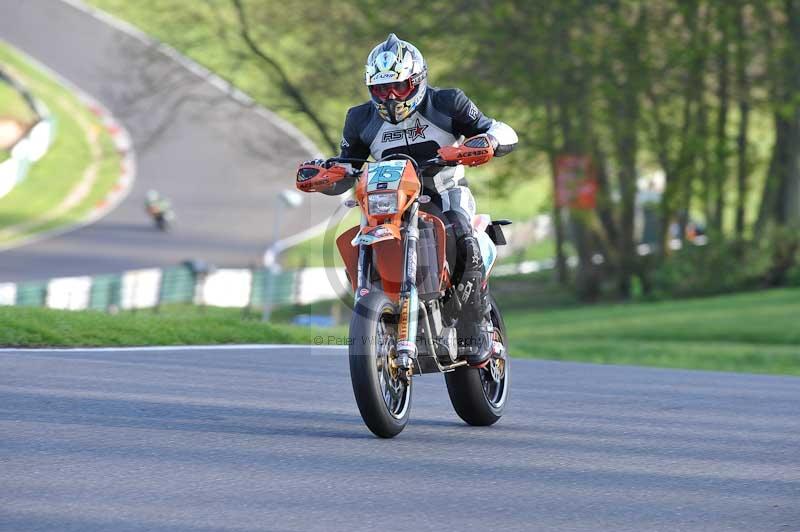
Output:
[88, 0, 800, 300]
[650, 241, 769, 298]
[649, 227, 800, 297]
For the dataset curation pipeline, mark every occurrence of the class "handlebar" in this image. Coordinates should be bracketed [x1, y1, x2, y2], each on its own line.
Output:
[325, 155, 454, 177]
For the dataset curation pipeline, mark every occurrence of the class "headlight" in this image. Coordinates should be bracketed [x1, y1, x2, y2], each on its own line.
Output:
[368, 192, 398, 215]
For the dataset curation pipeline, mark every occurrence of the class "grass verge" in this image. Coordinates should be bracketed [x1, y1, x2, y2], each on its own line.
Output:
[5, 280, 795, 376]
[0, 78, 36, 123]
[504, 287, 800, 376]
[0, 42, 122, 245]
[264, 282, 800, 376]
[0, 305, 343, 348]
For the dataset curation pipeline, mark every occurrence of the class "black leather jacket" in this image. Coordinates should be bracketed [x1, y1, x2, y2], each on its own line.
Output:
[326, 87, 517, 195]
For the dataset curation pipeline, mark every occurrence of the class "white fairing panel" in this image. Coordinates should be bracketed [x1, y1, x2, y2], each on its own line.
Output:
[476, 230, 497, 275]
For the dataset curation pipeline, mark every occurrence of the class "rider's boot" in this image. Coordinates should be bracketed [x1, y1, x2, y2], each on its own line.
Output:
[457, 264, 494, 366]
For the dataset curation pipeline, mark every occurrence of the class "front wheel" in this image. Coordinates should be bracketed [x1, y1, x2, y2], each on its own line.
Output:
[349, 292, 411, 438]
[445, 294, 509, 426]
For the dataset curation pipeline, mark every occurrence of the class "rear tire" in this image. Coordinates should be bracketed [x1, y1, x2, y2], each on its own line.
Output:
[156, 214, 168, 231]
[445, 294, 509, 426]
[349, 292, 411, 438]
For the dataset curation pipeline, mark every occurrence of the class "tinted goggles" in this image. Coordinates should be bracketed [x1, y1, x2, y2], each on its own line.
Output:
[369, 79, 415, 100]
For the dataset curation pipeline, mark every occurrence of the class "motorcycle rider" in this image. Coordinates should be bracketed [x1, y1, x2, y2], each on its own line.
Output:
[144, 189, 174, 229]
[304, 34, 517, 365]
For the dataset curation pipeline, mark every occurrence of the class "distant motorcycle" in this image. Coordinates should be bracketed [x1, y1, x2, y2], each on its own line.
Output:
[145, 190, 175, 232]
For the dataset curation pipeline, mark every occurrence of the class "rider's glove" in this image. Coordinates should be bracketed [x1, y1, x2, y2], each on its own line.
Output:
[296, 160, 348, 193]
[437, 134, 495, 167]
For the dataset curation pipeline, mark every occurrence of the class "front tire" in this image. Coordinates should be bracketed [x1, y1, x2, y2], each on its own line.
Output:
[445, 294, 509, 426]
[349, 292, 411, 438]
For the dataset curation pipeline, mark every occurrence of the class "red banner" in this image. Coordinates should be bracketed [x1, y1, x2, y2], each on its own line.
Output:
[555, 155, 598, 210]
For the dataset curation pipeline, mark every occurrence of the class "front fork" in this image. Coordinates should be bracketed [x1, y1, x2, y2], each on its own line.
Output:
[353, 203, 420, 376]
[395, 202, 419, 373]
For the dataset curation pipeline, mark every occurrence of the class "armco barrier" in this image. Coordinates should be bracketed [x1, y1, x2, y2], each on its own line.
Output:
[0, 264, 330, 316]
[88, 273, 121, 311]
[0, 257, 554, 315]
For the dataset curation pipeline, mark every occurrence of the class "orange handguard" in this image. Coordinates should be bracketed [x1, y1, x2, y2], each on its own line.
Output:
[437, 134, 495, 167]
[296, 163, 348, 193]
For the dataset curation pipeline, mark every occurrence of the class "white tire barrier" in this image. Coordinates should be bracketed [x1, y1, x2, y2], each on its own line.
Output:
[200, 269, 252, 308]
[46, 276, 92, 310]
[121, 268, 162, 310]
[0, 283, 16, 306]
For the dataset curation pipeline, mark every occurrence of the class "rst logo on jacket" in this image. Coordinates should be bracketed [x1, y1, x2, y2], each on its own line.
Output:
[381, 118, 429, 142]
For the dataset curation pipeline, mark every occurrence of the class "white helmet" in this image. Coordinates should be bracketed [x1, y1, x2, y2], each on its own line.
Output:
[365, 34, 427, 124]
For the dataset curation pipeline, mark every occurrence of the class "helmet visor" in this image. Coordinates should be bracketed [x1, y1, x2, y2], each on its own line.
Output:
[370, 79, 415, 101]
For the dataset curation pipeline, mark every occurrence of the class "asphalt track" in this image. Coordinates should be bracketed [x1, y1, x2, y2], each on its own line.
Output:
[0, 346, 798, 531]
[0, 0, 339, 282]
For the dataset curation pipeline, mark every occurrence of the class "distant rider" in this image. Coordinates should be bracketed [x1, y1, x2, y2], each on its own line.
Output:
[144, 189, 174, 229]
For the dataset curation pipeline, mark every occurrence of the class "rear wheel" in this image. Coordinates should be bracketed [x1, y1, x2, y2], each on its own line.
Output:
[349, 292, 411, 438]
[445, 294, 509, 426]
[155, 214, 168, 231]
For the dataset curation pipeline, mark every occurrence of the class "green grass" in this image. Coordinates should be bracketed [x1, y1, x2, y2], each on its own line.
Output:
[497, 238, 556, 265]
[2, 287, 797, 376]
[0, 305, 343, 347]
[266, 279, 800, 376]
[504, 287, 800, 376]
[0, 79, 36, 124]
[0, 42, 122, 244]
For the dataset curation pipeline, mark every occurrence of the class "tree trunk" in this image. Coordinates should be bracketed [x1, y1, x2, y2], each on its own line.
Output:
[544, 101, 569, 285]
[780, 0, 800, 227]
[757, 0, 800, 230]
[756, 113, 790, 232]
[735, 100, 750, 237]
[734, 1, 750, 239]
[713, 2, 730, 234]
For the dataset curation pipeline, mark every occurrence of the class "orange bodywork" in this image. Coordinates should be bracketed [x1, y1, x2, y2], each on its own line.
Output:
[354, 160, 420, 227]
[336, 211, 450, 303]
[334, 160, 451, 302]
[336, 225, 360, 291]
